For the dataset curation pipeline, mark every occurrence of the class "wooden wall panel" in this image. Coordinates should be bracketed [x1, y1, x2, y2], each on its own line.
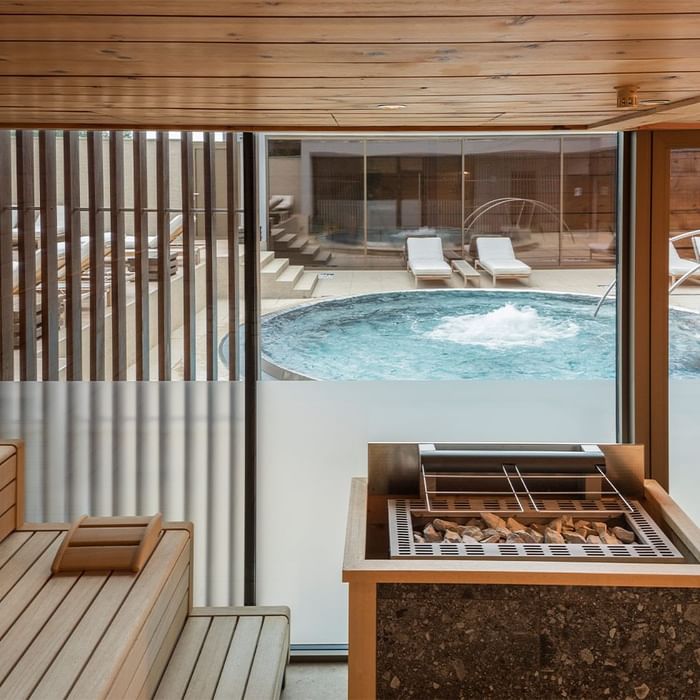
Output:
[3, 2, 699, 16]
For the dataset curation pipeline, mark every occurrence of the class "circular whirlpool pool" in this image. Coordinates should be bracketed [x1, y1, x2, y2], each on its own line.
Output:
[231, 290, 700, 381]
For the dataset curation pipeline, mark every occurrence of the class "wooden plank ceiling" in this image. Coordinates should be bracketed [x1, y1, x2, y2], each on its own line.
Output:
[1, 1, 700, 131]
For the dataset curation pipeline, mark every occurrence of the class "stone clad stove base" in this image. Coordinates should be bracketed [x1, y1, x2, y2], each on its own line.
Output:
[376, 582, 700, 700]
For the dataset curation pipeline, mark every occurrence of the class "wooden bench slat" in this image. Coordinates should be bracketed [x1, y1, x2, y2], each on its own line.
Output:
[243, 617, 290, 700]
[191, 606, 290, 619]
[0, 536, 61, 638]
[0, 531, 31, 568]
[186, 617, 238, 700]
[0, 458, 15, 492]
[110, 563, 190, 699]
[153, 617, 211, 700]
[31, 572, 136, 700]
[0, 532, 58, 599]
[68, 530, 189, 699]
[0, 574, 107, 699]
[0, 446, 15, 466]
[0, 508, 15, 543]
[0, 481, 15, 519]
[212, 616, 263, 700]
[0, 571, 78, 683]
[136, 594, 190, 700]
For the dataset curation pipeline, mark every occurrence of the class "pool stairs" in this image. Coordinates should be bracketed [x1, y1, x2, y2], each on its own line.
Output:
[270, 214, 333, 267]
[239, 245, 319, 299]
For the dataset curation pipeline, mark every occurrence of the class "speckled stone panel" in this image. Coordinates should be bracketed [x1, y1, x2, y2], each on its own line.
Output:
[376, 583, 700, 700]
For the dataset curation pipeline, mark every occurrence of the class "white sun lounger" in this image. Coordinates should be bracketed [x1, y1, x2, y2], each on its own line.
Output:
[406, 236, 452, 287]
[475, 236, 531, 286]
[122, 213, 184, 251]
[12, 237, 99, 295]
[669, 240, 700, 285]
[11, 206, 66, 244]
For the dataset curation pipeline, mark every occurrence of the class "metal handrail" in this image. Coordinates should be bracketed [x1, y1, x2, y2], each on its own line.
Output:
[594, 229, 700, 315]
[593, 278, 617, 318]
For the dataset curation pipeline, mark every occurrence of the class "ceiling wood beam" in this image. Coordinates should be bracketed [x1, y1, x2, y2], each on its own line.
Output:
[590, 94, 700, 130]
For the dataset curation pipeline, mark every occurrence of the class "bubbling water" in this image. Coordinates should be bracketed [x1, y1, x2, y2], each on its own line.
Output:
[424, 303, 580, 349]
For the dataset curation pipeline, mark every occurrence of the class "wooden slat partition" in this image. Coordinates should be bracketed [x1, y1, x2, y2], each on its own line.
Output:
[109, 131, 127, 380]
[63, 130, 82, 380]
[133, 130, 150, 381]
[156, 131, 171, 380]
[203, 131, 217, 381]
[3, 128, 246, 383]
[16, 129, 37, 381]
[181, 131, 196, 380]
[225, 132, 239, 381]
[39, 130, 59, 380]
[87, 131, 105, 380]
[0, 132, 12, 380]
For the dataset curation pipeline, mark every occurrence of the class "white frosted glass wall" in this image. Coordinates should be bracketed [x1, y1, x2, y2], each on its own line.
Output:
[669, 379, 700, 525]
[257, 379, 616, 645]
[0, 381, 245, 607]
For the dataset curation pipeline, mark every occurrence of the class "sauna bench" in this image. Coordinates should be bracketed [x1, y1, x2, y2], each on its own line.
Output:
[0, 440, 289, 700]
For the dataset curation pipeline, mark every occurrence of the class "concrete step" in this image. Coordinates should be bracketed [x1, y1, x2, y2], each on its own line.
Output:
[274, 233, 296, 246]
[276, 264, 304, 286]
[270, 227, 286, 239]
[291, 271, 319, 298]
[313, 250, 333, 264]
[238, 247, 274, 266]
[301, 242, 320, 257]
[260, 256, 289, 279]
[259, 250, 276, 268]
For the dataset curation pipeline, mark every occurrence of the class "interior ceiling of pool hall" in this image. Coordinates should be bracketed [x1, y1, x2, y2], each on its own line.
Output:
[2, 1, 700, 132]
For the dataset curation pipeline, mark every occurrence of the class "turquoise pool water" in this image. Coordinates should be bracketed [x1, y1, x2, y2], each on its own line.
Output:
[230, 290, 700, 380]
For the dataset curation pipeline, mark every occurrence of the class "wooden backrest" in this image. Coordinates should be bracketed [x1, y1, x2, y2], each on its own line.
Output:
[0, 441, 23, 542]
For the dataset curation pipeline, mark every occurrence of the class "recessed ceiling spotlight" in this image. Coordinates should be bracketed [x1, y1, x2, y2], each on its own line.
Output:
[639, 98, 672, 107]
[376, 103, 406, 110]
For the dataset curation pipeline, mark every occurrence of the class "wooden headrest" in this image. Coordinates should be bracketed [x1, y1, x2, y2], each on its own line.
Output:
[52, 513, 163, 574]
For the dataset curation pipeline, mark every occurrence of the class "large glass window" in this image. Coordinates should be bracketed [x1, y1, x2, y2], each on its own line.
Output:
[667, 148, 700, 524]
[259, 133, 620, 645]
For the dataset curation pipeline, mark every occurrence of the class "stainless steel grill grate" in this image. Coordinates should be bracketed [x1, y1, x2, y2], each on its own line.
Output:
[388, 498, 684, 562]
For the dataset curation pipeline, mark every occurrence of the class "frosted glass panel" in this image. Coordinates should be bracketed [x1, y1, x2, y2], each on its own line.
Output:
[257, 379, 616, 645]
[669, 381, 700, 525]
[0, 381, 245, 607]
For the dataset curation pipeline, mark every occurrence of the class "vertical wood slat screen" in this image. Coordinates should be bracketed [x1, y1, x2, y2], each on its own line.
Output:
[226, 133, 239, 381]
[0, 132, 12, 380]
[156, 132, 171, 381]
[109, 131, 127, 381]
[63, 130, 82, 381]
[133, 130, 150, 381]
[1, 129, 240, 382]
[39, 131, 59, 381]
[16, 130, 37, 381]
[87, 131, 105, 381]
[203, 132, 218, 381]
[181, 132, 196, 381]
